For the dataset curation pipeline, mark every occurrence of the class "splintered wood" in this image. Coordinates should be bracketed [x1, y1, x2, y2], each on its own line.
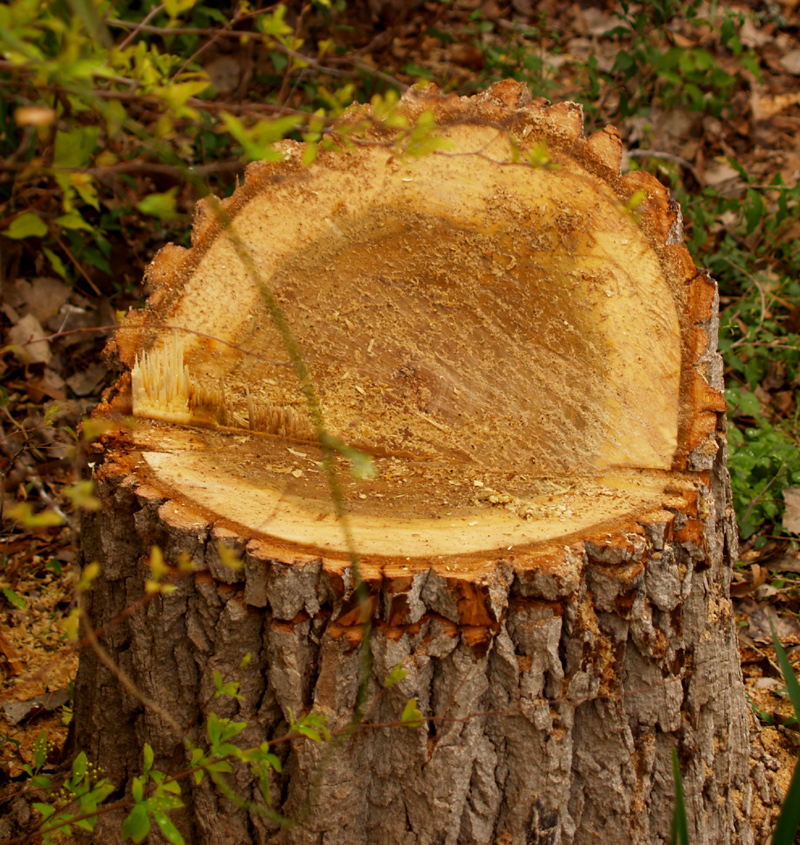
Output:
[74, 81, 752, 845]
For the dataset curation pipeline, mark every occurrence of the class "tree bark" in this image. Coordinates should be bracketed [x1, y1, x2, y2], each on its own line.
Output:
[70, 81, 753, 845]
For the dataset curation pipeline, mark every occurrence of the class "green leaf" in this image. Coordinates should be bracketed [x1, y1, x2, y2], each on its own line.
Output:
[772, 758, 800, 845]
[81, 419, 113, 443]
[384, 664, 407, 689]
[64, 481, 102, 511]
[212, 742, 243, 759]
[302, 142, 318, 167]
[163, 0, 198, 19]
[55, 212, 95, 233]
[136, 188, 180, 221]
[72, 173, 100, 210]
[157, 80, 210, 113]
[66, 0, 112, 47]
[121, 804, 151, 843]
[90, 780, 115, 805]
[72, 751, 88, 780]
[769, 623, 800, 843]
[33, 803, 56, 820]
[3, 587, 27, 610]
[33, 731, 49, 769]
[215, 541, 242, 571]
[669, 748, 690, 845]
[153, 811, 186, 845]
[257, 6, 292, 37]
[771, 623, 800, 721]
[54, 126, 100, 169]
[215, 679, 242, 700]
[207, 712, 222, 746]
[7, 502, 64, 528]
[298, 725, 322, 742]
[219, 113, 297, 162]
[43, 248, 68, 279]
[401, 698, 424, 729]
[143, 743, 154, 774]
[2, 213, 48, 239]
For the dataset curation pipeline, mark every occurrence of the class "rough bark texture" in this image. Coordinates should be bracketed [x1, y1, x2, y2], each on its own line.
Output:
[70, 82, 753, 845]
[72, 417, 753, 844]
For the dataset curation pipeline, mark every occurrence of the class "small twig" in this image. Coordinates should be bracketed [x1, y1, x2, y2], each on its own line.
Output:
[172, 12, 247, 80]
[50, 232, 103, 297]
[723, 255, 767, 349]
[627, 148, 701, 183]
[88, 158, 246, 178]
[110, 4, 165, 55]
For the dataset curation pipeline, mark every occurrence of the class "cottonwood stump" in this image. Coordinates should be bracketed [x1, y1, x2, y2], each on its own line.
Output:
[72, 82, 753, 845]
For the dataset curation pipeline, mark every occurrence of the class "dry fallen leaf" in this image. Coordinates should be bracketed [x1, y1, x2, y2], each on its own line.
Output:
[703, 159, 741, 187]
[783, 486, 800, 534]
[7, 314, 52, 364]
[2, 688, 69, 726]
[65, 362, 108, 396]
[779, 49, 800, 75]
[752, 90, 800, 121]
[768, 551, 800, 574]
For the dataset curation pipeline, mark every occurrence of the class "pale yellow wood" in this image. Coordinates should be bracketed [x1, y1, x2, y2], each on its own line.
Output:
[126, 115, 690, 558]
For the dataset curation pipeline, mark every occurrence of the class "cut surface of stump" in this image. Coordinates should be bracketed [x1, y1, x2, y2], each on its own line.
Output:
[72, 81, 752, 845]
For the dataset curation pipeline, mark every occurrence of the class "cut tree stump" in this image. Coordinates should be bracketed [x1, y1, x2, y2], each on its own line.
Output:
[71, 81, 753, 845]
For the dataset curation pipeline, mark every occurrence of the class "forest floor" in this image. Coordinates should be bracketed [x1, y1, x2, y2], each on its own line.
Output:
[1, 0, 800, 841]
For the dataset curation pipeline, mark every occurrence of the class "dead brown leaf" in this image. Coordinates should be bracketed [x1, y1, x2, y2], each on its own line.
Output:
[782, 487, 800, 534]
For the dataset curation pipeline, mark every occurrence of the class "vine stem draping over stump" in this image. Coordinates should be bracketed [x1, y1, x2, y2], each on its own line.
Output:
[70, 80, 752, 845]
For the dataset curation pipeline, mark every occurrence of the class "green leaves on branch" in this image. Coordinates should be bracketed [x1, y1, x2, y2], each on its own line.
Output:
[163, 0, 198, 20]
[7, 501, 64, 528]
[213, 669, 243, 701]
[401, 698, 424, 729]
[287, 707, 331, 743]
[121, 744, 185, 844]
[220, 113, 300, 163]
[54, 126, 100, 170]
[384, 664, 407, 689]
[136, 188, 181, 221]
[33, 752, 114, 844]
[1, 212, 48, 239]
[400, 109, 452, 158]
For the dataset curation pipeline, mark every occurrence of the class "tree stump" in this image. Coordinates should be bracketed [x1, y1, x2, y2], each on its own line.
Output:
[71, 81, 753, 845]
